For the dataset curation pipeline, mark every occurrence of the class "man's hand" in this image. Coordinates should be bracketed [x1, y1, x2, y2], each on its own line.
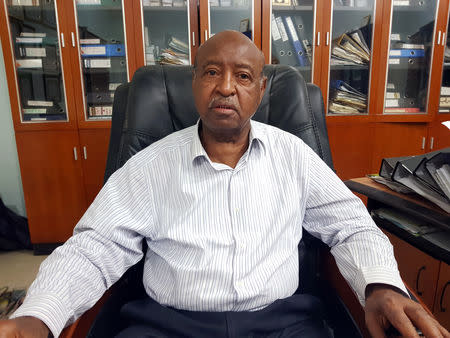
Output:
[0, 317, 50, 338]
[365, 284, 450, 338]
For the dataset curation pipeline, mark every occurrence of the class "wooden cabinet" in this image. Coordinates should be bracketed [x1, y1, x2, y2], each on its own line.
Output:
[434, 262, 450, 330]
[15, 130, 88, 244]
[1, 0, 449, 248]
[78, 128, 111, 206]
[384, 230, 441, 310]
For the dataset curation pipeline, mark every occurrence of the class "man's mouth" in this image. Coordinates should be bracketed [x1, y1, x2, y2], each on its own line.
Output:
[210, 102, 237, 114]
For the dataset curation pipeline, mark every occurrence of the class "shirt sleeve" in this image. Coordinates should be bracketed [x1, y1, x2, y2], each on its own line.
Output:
[301, 146, 408, 305]
[10, 157, 154, 337]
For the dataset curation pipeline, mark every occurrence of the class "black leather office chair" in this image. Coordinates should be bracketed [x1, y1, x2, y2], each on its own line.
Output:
[61, 65, 364, 338]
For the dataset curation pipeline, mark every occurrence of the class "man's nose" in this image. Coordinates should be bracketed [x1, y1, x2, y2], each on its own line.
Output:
[216, 72, 236, 96]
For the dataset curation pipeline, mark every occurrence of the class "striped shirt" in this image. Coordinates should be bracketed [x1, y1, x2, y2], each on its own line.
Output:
[11, 120, 407, 337]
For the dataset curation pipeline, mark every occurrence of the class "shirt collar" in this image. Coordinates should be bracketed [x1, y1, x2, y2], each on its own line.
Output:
[190, 119, 267, 164]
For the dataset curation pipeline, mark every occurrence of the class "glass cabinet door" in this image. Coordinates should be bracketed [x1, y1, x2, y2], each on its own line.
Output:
[327, 0, 375, 115]
[6, 0, 68, 122]
[383, 0, 437, 114]
[74, 0, 128, 121]
[208, 0, 253, 40]
[439, 12, 450, 113]
[270, 0, 315, 82]
[140, 0, 191, 66]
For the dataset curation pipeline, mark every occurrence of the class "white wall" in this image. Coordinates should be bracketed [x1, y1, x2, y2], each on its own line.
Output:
[0, 41, 26, 217]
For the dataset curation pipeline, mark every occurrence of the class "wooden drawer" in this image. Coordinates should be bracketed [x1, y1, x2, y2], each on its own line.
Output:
[433, 262, 450, 331]
[383, 230, 441, 310]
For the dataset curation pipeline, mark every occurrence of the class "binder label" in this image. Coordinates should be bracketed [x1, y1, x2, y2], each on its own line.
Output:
[28, 100, 53, 107]
[393, 0, 409, 5]
[80, 38, 101, 45]
[275, 17, 288, 42]
[271, 16, 281, 41]
[389, 58, 400, 64]
[25, 47, 46, 57]
[81, 45, 107, 56]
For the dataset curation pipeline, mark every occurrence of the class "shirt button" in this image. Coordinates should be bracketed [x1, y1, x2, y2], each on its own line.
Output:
[235, 208, 240, 212]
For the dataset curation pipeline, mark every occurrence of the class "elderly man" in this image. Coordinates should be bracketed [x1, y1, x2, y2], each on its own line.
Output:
[0, 30, 448, 338]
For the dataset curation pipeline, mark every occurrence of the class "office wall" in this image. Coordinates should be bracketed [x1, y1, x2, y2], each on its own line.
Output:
[0, 41, 26, 217]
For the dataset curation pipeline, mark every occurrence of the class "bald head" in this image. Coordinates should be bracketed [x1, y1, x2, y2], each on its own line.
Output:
[194, 30, 265, 77]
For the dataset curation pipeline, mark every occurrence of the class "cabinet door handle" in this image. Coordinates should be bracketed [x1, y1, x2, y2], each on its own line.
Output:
[421, 137, 426, 150]
[60, 33, 65, 48]
[317, 32, 320, 46]
[204, 30, 208, 42]
[192, 31, 196, 47]
[326, 32, 330, 46]
[71, 32, 76, 47]
[73, 147, 78, 161]
[439, 281, 449, 312]
[416, 266, 426, 296]
[430, 136, 434, 150]
[437, 30, 441, 45]
[442, 33, 446, 46]
[83, 146, 87, 160]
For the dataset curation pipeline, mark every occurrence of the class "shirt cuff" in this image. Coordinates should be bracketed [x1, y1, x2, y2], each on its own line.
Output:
[9, 293, 71, 338]
[353, 266, 409, 306]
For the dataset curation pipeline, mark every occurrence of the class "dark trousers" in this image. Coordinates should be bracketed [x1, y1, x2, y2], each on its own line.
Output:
[115, 294, 332, 338]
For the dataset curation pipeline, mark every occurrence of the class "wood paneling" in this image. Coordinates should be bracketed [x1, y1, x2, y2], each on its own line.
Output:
[15, 131, 87, 243]
[327, 121, 374, 180]
[384, 231, 441, 310]
[79, 129, 111, 205]
[370, 123, 428, 173]
[433, 262, 450, 331]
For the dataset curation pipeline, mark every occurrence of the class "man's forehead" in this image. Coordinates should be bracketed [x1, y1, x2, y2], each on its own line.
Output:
[199, 59, 257, 71]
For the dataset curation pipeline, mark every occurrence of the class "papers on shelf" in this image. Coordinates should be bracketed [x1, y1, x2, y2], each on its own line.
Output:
[76, 0, 101, 4]
[328, 79, 367, 114]
[331, 30, 370, 66]
[20, 32, 46, 38]
[23, 108, 47, 114]
[16, 59, 42, 68]
[367, 174, 414, 194]
[80, 38, 101, 45]
[84, 58, 111, 68]
[371, 208, 438, 235]
[28, 100, 53, 107]
[16, 37, 43, 44]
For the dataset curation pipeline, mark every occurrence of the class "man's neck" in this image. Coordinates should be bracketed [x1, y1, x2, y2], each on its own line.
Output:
[199, 125, 250, 169]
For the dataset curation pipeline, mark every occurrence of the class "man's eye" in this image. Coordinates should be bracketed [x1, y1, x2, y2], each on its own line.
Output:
[207, 70, 217, 76]
[239, 73, 250, 80]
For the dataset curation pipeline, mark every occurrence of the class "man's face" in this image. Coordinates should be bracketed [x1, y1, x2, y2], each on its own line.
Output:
[192, 32, 266, 136]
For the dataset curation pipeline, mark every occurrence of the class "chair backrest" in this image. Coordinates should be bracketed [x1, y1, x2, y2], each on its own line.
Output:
[104, 64, 333, 294]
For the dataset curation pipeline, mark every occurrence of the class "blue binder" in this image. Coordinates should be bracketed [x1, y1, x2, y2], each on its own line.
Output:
[282, 16, 309, 67]
[81, 44, 126, 58]
[389, 49, 425, 58]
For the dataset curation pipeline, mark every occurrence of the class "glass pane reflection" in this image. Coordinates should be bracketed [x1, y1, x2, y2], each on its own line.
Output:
[271, 0, 315, 82]
[7, 0, 68, 122]
[76, 0, 128, 120]
[384, 0, 437, 114]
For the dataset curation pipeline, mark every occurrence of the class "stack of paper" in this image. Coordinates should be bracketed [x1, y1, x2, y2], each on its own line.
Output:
[331, 30, 370, 66]
[328, 80, 367, 114]
[159, 36, 189, 65]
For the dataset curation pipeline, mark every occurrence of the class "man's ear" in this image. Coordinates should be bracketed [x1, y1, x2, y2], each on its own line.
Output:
[259, 76, 267, 101]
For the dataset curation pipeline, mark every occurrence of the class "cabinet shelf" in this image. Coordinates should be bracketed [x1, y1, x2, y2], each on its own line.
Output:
[272, 5, 313, 11]
[333, 5, 373, 11]
[143, 5, 187, 11]
[330, 64, 369, 70]
[76, 5, 122, 11]
[209, 6, 252, 11]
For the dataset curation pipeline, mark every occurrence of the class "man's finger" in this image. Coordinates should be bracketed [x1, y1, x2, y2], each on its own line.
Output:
[405, 305, 443, 338]
[388, 310, 420, 338]
[366, 313, 388, 338]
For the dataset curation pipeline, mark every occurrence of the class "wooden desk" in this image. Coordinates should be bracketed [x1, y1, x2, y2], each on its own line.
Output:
[345, 177, 450, 330]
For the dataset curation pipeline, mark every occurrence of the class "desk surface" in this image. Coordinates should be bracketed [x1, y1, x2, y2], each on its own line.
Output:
[345, 177, 450, 265]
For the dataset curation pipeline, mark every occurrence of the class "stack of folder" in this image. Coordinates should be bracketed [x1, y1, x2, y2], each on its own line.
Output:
[159, 36, 189, 65]
[375, 148, 450, 213]
[328, 80, 367, 114]
[330, 30, 370, 66]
